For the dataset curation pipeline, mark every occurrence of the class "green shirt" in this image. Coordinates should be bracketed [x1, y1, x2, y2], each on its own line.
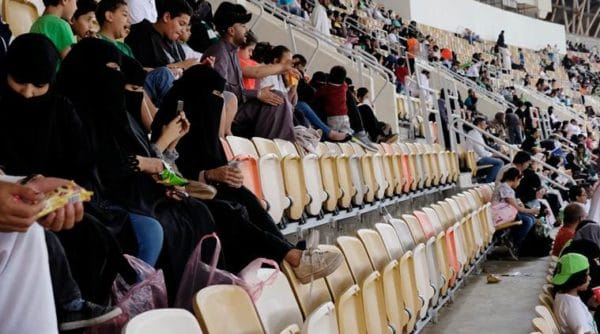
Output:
[99, 34, 134, 58]
[30, 14, 76, 54]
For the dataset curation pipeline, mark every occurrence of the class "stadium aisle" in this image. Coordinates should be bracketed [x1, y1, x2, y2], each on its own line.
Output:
[422, 257, 549, 334]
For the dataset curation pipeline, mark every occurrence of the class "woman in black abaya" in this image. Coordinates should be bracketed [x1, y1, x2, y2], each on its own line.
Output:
[0, 33, 130, 310]
[57, 38, 216, 298]
[152, 65, 343, 284]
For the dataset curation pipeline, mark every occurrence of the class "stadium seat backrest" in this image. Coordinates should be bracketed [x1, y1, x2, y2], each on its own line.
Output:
[277, 139, 327, 217]
[380, 143, 404, 194]
[413, 210, 436, 239]
[336, 236, 388, 334]
[255, 269, 304, 334]
[194, 285, 265, 334]
[357, 229, 408, 334]
[254, 137, 308, 221]
[423, 207, 445, 234]
[338, 142, 370, 205]
[374, 223, 405, 260]
[315, 143, 343, 212]
[123, 309, 203, 334]
[389, 217, 416, 251]
[402, 214, 427, 245]
[2, 0, 40, 37]
[282, 261, 332, 318]
[534, 305, 560, 334]
[321, 244, 367, 334]
[228, 136, 287, 222]
[301, 302, 339, 334]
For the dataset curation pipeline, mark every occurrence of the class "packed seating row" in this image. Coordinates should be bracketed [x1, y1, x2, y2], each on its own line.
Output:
[119, 184, 497, 334]
[221, 136, 461, 233]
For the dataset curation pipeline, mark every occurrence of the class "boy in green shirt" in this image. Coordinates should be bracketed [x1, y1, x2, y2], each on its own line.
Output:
[96, 0, 134, 58]
[30, 0, 77, 58]
[70, 0, 97, 40]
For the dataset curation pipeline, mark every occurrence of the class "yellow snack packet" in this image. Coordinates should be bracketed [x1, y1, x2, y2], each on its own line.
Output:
[36, 182, 93, 219]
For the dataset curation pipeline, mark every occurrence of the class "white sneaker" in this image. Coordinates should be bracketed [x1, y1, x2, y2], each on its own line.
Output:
[292, 247, 343, 284]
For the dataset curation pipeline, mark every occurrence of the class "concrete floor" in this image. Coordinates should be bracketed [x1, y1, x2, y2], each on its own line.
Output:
[421, 255, 549, 334]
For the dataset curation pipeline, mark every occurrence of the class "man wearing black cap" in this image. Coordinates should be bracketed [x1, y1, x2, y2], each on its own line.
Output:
[203, 1, 295, 141]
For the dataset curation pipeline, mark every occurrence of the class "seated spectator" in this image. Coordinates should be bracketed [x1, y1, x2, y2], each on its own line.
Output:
[277, 0, 303, 16]
[0, 178, 66, 333]
[551, 253, 597, 334]
[179, 23, 203, 60]
[314, 65, 351, 133]
[125, 0, 199, 105]
[97, 0, 134, 58]
[488, 112, 507, 141]
[153, 65, 343, 284]
[204, 2, 294, 140]
[492, 167, 537, 257]
[125, 0, 157, 24]
[394, 58, 409, 93]
[293, 59, 349, 142]
[570, 184, 591, 216]
[495, 150, 532, 187]
[187, 0, 219, 53]
[464, 89, 478, 113]
[553, 203, 587, 256]
[238, 31, 259, 90]
[30, 0, 78, 58]
[521, 128, 542, 154]
[505, 108, 523, 144]
[70, 0, 98, 40]
[311, 0, 331, 37]
[0, 34, 133, 329]
[466, 117, 505, 183]
[356, 87, 396, 143]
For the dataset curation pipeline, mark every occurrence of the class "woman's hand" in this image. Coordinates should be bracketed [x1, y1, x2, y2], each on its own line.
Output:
[0, 181, 44, 232]
[137, 156, 164, 174]
[205, 166, 244, 188]
[21, 177, 85, 232]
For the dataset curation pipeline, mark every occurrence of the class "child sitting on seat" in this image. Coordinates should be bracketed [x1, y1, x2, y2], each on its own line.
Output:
[552, 253, 598, 334]
[491, 167, 537, 258]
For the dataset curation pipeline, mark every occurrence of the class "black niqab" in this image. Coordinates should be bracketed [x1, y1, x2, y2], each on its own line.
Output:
[153, 64, 227, 178]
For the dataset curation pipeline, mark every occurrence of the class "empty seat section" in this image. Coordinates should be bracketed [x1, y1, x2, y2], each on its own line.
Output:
[275, 139, 327, 217]
[336, 236, 389, 334]
[321, 244, 367, 334]
[374, 144, 397, 197]
[123, 309, 203, 334]
[255, 269, 304, 334]
[227, 135, 290, 224]
[253, 137, 308, 221]
[317, 143, 352, 210]
[336, 143, 375, 205]
[194, 285, 265, 334]
[356, 229, 411, 333]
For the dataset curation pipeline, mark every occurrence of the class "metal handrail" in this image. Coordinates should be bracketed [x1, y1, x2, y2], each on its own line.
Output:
[253, 0, 394, 86]
[516, 84, 587, 123]
[428, 60, 516, 110]
[255, 0, 402, 90]
[449, 114, 575, 190]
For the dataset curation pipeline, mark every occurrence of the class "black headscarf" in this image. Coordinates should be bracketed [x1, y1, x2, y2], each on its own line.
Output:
[58, 38, 151, 158]
[0, 33, 92, 183]
[6, 33, 59, 86]
[153, 64, 226, 178]
[121, 55, 147, 129]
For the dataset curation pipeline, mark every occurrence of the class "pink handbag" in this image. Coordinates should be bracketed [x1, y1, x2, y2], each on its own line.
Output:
[174, 232, 279, 311]
[491, 201, 518, 226]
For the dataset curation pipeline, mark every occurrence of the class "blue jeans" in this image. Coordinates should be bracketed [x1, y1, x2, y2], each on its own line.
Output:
[514, 212, 535, 247]
[477, 156, 504, 183]
[144, 67, 175, 107]
[128, 212, 164, 266]
[296, 101, 332, 136]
